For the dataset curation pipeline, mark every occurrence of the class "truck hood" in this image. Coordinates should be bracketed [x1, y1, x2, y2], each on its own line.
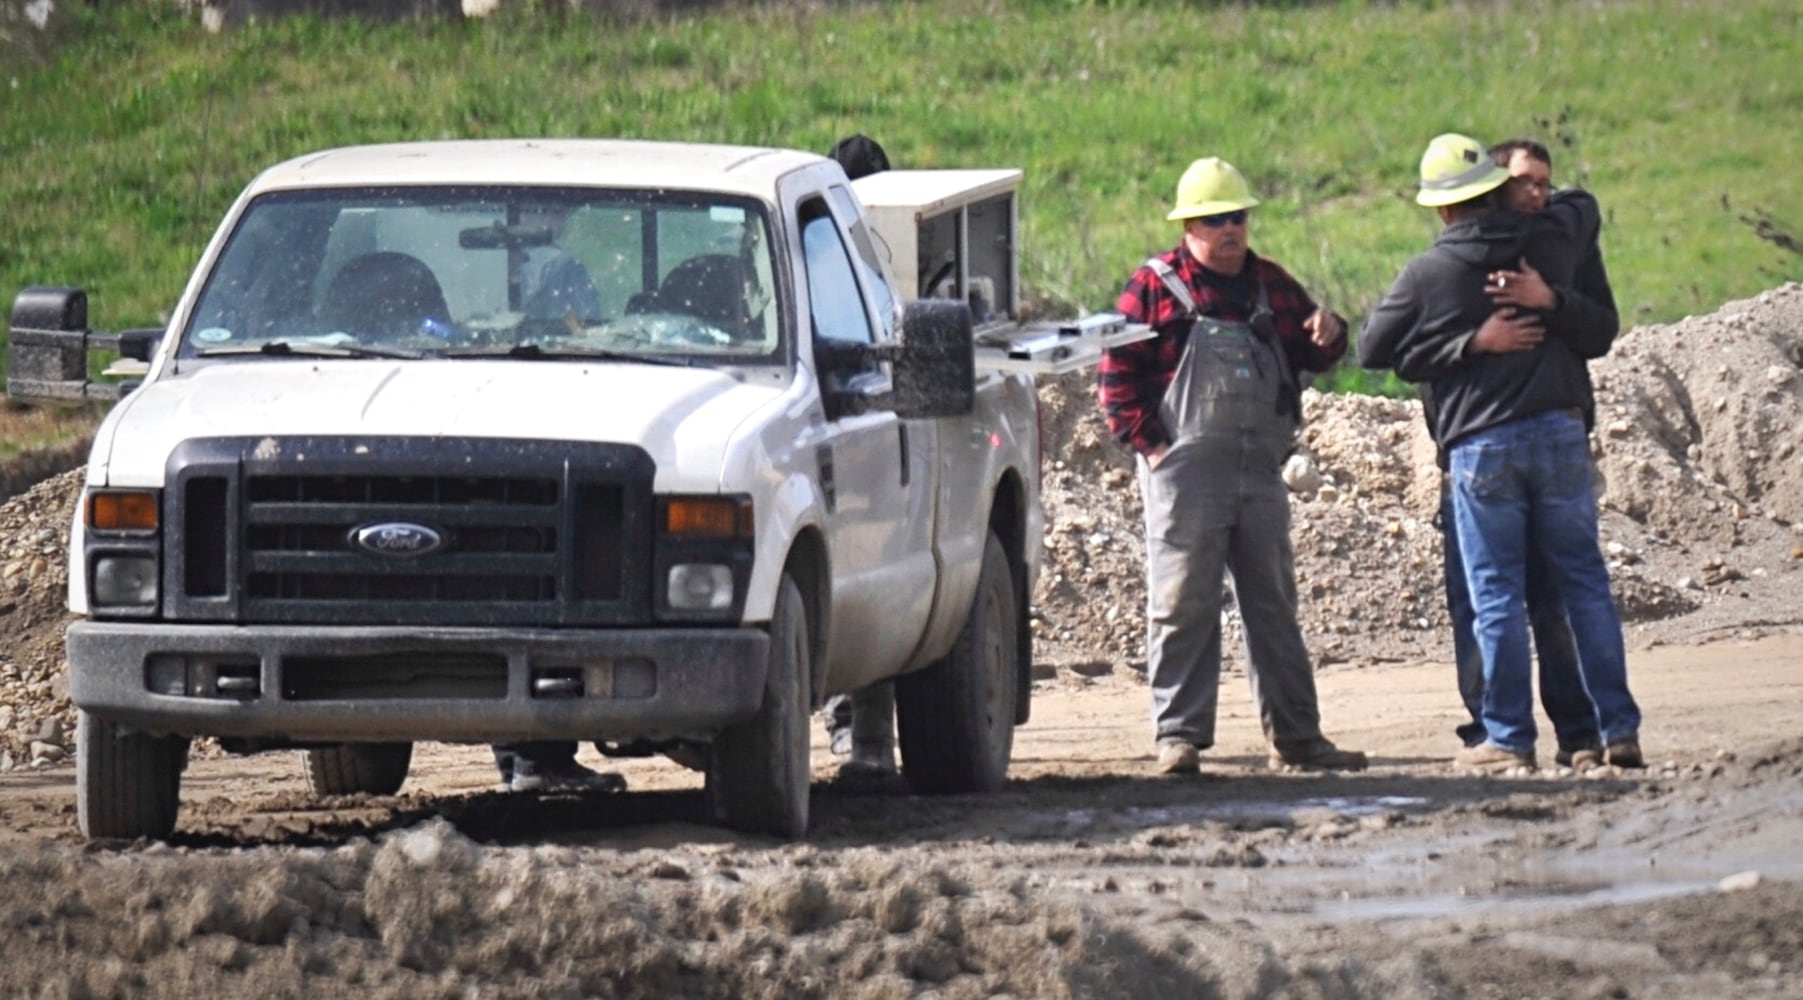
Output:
[95, 359, 786, 487]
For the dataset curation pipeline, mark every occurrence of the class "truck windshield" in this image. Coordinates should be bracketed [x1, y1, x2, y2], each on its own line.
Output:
[179, 186, 782, 363]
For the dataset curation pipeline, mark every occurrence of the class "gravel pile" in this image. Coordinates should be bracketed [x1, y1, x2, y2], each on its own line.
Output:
[0, 469, 80, 771]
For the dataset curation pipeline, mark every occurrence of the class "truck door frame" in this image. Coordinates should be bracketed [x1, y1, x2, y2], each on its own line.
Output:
[778, 169, 937, 691]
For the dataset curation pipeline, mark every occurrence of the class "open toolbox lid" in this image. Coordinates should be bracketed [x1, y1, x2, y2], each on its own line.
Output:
[853, 169, 1151, 375]
[969, 311, 1153, 375]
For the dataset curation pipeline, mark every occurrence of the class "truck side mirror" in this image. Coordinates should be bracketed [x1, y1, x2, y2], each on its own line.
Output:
[890, 299, 975, 420]
[9, 286, 91, 403]
[7, 286, 154, 403]
[118, 327, 163, 362]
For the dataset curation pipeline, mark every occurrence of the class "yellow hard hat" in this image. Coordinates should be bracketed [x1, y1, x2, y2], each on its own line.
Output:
[1167, 157, 1261, 221]
[1415, 132, 1510, 207]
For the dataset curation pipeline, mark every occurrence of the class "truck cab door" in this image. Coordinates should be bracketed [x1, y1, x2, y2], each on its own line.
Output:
[795, 193, 936, 689]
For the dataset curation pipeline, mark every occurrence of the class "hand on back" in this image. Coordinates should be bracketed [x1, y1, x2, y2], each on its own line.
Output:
[1485, 257, 1556, 312]
[1470, 309, 1545, 354]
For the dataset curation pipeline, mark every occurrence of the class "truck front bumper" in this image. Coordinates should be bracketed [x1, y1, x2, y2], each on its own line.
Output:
[67, 621, 768, 744]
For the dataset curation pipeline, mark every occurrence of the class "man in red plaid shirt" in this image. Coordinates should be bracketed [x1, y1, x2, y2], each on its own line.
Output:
[1100, 156, 1366, 776]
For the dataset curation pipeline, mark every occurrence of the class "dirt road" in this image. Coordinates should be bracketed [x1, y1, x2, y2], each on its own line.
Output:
[3, 631, 1800, 998]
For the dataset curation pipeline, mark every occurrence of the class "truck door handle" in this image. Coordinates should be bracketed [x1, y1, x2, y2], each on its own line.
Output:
[897, 423, 910, 487]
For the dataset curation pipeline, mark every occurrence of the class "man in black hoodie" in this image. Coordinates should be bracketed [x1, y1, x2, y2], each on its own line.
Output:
[1431, 138, 1615, 771]
[1359, 133, 1643, 772]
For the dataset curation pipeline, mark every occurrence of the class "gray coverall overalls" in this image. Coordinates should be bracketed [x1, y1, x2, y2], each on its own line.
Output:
[1138, 260, 1326, 751]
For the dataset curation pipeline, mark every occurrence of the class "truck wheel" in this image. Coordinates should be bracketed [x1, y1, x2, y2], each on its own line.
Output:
[707, 573, 811, 839]
[304, 743, 413, 797]
[76, 709, 187, 841]
[896, 531, 1019, 794]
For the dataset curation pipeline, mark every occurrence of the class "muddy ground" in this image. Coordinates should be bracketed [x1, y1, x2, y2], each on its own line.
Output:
[2, 636, 1800, 998]
[0, 284, 1800, 997]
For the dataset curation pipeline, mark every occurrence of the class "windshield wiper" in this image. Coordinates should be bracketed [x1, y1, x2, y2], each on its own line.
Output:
[443, 343, 694, 366]
[195, 340, 425, 360]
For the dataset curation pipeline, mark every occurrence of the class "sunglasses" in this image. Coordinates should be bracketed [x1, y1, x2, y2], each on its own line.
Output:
[1197, 210, 1249, 228]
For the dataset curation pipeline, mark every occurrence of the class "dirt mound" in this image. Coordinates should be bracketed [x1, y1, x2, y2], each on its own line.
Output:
[0, 816, 1374, 998]
[0, 468, 81, 771]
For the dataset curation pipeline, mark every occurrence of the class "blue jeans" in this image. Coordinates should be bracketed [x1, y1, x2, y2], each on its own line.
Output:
[1442, 489, 1601, 753]
[1448, 410, 1640, 753]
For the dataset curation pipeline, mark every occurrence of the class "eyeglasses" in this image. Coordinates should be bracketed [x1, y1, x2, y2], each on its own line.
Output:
[1197, 210, 1249, 228]
[1508, 177, 1554, 195]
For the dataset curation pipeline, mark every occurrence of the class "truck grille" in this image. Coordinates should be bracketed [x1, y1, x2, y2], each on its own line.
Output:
[163, 437, 655, 626]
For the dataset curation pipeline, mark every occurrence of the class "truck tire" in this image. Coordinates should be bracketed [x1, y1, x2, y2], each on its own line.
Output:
[896, 530, 1019, 794]
[304, 743, 413, 797]
[707, 573, 812, 839]
[76, 709, 186, 841]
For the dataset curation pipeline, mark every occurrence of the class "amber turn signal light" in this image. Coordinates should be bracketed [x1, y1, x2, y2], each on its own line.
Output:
[663, 497, 752, 537]
[89, 491, 159, 532]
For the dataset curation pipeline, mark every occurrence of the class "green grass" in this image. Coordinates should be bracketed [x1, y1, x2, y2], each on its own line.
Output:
[2, 0, 1799, 405]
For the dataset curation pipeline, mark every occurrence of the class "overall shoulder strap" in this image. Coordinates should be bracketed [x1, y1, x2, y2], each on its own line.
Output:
[1145, 257, 1199, 316]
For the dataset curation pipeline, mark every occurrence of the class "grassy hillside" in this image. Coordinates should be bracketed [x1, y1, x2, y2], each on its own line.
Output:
[1, 0, 1798, 397]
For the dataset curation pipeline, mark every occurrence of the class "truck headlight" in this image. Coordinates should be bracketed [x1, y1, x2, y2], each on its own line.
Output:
[667, 564, 734, 611]
[85, 488, 162, 616]
[94, 555, 159, 605]
[653, 494, 752, 621]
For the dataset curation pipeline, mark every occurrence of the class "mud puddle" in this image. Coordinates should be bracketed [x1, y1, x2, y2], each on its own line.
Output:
[1309, 776, 1803, 923]
[1055, 793, 1430, 830]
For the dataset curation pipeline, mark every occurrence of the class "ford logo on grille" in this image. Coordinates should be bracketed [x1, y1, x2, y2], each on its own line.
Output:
[352, 522, 445, 558]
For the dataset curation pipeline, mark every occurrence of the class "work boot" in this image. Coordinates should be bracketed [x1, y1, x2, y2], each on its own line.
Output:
[829, 726, 853, 757]
[1270, 737, 1368, 772]
[839, 739, 898, 780]
[1453, 741, 1535, 772]
[823, 693, 855, 756]
[1605, 738, 1646, 769]
[509, 760, 627, 793]
[838, 684, 897, 779]
[1155, 739, 1201, 775]
[1555, 743, 1606, 770]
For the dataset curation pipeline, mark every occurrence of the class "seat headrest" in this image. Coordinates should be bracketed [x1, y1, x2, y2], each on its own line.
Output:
[321, 251, 450, 340]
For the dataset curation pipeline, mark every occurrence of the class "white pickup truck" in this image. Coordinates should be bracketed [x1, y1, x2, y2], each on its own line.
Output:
[7, 139, 1147, 841]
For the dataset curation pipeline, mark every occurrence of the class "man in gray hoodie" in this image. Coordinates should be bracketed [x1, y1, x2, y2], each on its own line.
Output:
[1359, 133, 1643, 772]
